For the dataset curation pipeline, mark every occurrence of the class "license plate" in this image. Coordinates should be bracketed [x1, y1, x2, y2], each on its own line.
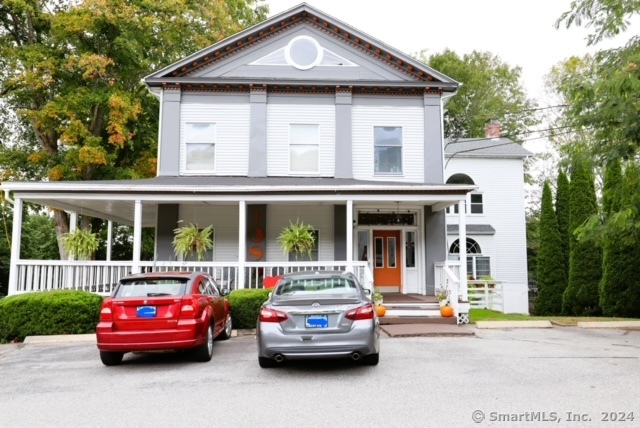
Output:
[137, 306, 157, 318]
[305, 314, 328, 328]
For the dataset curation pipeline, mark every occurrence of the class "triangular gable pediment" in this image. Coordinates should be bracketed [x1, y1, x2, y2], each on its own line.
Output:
[145, 3, 458, 91]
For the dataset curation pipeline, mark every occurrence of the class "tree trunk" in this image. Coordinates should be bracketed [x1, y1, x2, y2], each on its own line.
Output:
[54, 209, 69, 259]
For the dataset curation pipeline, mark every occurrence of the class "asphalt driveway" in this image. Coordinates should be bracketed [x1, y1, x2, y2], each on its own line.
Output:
[1, 327, 639, 428]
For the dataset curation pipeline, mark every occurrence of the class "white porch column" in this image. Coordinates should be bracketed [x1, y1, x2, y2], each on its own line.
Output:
[458, 200, 468, 301]
[238, 200, 247, 289]
[7, 197, 23, 295]
[132, 200, 142, 274]
[106, 220, 113, 262]
[346, 200, 354, 272]
[68, 212, 77, 261]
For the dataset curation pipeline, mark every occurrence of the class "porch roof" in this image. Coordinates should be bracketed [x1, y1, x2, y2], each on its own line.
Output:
[2, 176, 475, 227]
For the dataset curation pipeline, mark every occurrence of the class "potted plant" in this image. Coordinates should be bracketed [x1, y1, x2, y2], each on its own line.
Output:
[436, 290, 449, 307]
[372, 289, 384, 306]
[173, 222, 213, 261]
[61, 228, 100, 260]
[277, 220, 315, 260]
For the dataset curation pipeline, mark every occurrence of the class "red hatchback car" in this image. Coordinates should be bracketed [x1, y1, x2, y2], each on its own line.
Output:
[96, 271, 232, 366]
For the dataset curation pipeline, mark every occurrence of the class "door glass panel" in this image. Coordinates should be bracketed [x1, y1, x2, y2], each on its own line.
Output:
[405, 231, 415, 268]
[387, 237, 396, 268]
[357, 231, 368, 261]
[374, 237, 384, 268]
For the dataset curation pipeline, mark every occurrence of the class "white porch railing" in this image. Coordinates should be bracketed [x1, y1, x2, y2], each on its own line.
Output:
[468, 280, 504, 311]
[10, 260, 373, 296]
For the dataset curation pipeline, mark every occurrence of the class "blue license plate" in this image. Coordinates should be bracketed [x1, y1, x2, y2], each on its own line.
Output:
[305, 314, 328, 328]
[137, 306, 157, 318]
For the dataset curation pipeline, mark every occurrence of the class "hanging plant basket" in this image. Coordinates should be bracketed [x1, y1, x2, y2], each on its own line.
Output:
[173, 223, 213, 261]
[277, 220, 316, 261]
[61, 228, 100, 260]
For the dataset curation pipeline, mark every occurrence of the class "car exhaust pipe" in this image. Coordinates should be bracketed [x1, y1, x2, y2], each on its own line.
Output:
[350, 352, 361, 361]
[273, 354, 284, 363]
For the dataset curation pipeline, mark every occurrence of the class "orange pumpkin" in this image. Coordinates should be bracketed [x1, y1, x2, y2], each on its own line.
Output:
[375, 305, 386, 317]
[440, 305, 454, 317]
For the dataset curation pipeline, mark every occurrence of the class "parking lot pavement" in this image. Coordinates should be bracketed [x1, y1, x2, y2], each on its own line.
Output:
[1, 328, 639, 428]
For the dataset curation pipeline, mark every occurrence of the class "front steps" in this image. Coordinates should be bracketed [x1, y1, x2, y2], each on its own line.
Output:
[380, 301, 457, 325]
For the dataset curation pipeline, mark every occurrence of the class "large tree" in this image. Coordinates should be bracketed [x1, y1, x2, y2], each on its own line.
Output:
[555, 170, 570, 282]
[0, 0, 267, 258]
[418, 49, 540, 141]
[562, 158, 602, 315]
[535, 181, 566, 315]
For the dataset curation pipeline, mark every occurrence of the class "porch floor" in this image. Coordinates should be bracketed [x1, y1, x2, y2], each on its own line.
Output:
[378, 293, 463, 331]
[381, 293, 437, 304]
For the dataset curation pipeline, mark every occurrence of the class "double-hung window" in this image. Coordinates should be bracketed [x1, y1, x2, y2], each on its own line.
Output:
[374, 126, 403, 174]
[185, 123, 216, 172]
[290, 124, 319, 174]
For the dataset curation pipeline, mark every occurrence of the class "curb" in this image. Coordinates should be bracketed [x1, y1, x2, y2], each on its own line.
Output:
[577, 321, 640, 329]
[475, 320, 552, 329]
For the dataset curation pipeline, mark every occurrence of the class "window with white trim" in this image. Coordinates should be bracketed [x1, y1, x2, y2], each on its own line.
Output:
[449, 238, 490, 278]
[374, 126, 403, 174]
[289, 124, 319, 174]
[445, 173, 483, 214]
[185, 123, 216, 172]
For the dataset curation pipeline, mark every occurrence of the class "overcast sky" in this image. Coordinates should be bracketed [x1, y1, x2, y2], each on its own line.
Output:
[266, 0, 638, 152]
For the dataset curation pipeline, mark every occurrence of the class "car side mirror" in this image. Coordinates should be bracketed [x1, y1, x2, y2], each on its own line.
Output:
[268, 291, 273, 299]
[221, 288, 230, 296]
[364, 289, 372, 296]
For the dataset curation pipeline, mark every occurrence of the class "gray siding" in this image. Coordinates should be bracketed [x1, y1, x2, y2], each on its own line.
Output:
[424, 208, 447, 294]
[249, 90, 267, 177]
[158, 91, 181, 176]
[155, 204, 179, 260]
[333, 205, 346, 260]
[335, 91, 353, 179]
[424, 94, 444, 184]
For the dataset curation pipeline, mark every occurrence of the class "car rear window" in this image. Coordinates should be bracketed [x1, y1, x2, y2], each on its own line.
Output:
[275, 277, 357, 295]
[115, 278, 188, 297]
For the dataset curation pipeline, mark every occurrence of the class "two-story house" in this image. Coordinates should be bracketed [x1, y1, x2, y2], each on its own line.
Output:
[1, 3, 530, 317]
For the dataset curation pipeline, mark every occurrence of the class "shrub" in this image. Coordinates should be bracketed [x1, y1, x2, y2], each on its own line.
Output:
[228, 288, 271, 329]
[0, 290, 104, 343]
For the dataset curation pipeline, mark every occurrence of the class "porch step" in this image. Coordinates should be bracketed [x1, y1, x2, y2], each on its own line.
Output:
[379, 316, 457, 326]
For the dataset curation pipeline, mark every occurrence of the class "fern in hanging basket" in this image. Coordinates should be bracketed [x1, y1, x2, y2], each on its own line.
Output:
[277, 220, 316, 261]
[173, 223, 213, 261]
[61, 228, 100, 260]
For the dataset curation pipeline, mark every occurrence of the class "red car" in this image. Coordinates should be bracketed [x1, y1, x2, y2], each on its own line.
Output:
[96, 271, 232, 366]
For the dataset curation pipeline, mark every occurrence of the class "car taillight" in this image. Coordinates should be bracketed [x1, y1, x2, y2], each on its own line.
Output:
[345, 304, 374, 320]
[99, 299, 113, 321]
[259, 307, 288, 323]
[180, 296, 199, 317]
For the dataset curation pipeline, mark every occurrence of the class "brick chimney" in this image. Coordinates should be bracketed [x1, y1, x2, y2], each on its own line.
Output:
[485, 119, 501, 138]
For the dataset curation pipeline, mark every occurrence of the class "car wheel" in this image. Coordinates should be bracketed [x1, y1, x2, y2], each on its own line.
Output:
[100, 351, 124, 366]
[363, 353, 379, 366]
[194, 324, 214, 362]
[258, 356, 277, 368]
[218, 313, 232, 341]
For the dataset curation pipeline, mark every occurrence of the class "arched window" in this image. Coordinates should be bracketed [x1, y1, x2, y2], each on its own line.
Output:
[445, 174, 483, 214]
[449, 238, 491, 278]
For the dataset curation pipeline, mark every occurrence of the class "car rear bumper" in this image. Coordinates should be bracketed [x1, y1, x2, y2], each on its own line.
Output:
[96, 320, 205, 352]
[257, 320, 380, 359]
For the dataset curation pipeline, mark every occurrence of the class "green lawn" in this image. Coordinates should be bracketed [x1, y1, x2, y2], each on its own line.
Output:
[469, 309, 637, 325]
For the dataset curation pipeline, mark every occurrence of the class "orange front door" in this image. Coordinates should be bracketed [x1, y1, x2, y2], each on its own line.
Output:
[373, 230, 402, 288]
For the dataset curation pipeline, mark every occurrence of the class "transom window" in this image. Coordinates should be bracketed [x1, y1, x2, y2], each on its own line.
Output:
[289, 124, 319, 174]
[185, 123, 216, 171]
[445, 174, 483, 214]
[449, 238, 491, 278]
[374, 126, 403, 174]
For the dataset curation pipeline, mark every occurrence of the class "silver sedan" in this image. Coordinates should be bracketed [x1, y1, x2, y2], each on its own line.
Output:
[256, 271, 380, 368]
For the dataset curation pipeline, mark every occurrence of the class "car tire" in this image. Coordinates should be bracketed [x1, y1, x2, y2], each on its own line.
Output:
[194, 324, 214, 362]
[100, 351, 124, 366]
[258, 356, 277, 368]
[363, 353, 379, 366]
[218, 313, 232, 341]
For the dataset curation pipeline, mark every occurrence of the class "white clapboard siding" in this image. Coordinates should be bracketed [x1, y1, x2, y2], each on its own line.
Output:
[266, 104, 335, 177]
[352, 105, 424, 182]
[445, 157, 528, 285]
[266, 205, 335, 262]
[180, 103, 250, 176]
[178, 204, 240, 262]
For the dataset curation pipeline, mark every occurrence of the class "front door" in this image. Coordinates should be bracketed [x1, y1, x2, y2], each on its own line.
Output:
[373, 230, 402, 291]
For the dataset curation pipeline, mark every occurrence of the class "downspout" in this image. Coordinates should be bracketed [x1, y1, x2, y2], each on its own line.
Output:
[3, 189, 14, 205]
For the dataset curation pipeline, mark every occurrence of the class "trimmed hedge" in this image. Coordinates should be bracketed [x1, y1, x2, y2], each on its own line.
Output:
[0, 290, 104, 343]
[228, 288, 271, 329]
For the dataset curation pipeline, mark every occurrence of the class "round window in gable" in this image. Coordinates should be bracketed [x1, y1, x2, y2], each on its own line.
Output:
[285, 36, 324, 70]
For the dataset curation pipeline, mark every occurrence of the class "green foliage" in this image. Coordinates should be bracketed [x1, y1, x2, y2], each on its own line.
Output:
[61, 228, 100, 259]
[227, 288, 270, 329]
[21, 212, 59, 260]
[172, 223, 213, 261]
[535, 181, 566, 315]
[0, 290, 103, 342]
[555, 170, 571, 282]
[562, 159, 602, 315]
[277, 220, 316, 260]
[419, 49, 540, 141]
